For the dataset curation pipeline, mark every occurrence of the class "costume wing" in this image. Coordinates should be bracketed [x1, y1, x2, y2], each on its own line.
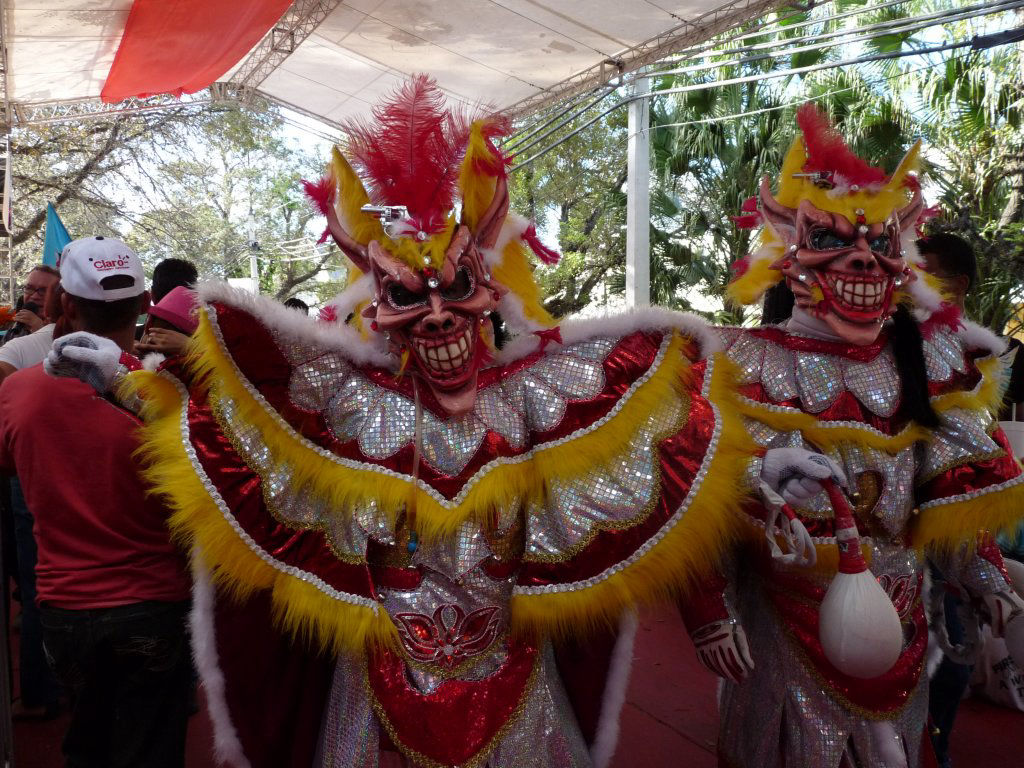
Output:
[912, 325, 1024, 550]
[129, 286, 752, 652]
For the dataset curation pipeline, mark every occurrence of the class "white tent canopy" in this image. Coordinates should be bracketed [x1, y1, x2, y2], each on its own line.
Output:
[3, 0, 776, 128]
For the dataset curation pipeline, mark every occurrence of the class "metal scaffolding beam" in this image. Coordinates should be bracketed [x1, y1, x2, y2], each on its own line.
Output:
[227, 0, 344, 97]
[504, 0, 779, 118]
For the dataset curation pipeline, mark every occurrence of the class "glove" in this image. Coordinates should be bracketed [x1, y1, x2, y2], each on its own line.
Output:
[691, 619, 754, 683]
[758, 480, 816, 567]
[45, 332, 126, 393]
[761, 447, 847, 508]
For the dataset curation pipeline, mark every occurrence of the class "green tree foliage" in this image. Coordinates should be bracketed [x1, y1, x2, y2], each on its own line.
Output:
[510, 0, 1024, 330]
[11, 100, 343, 304]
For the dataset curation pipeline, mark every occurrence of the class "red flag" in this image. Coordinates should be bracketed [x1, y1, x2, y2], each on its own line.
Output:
[101, 0, 292, 103]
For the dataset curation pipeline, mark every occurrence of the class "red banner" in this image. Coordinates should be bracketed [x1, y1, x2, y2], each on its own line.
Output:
[101, 0, 292, 103]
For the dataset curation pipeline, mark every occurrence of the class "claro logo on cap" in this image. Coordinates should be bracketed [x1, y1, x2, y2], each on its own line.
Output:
[91, 255, 133, 271]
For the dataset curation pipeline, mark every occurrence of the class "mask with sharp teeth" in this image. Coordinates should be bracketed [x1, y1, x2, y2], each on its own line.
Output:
[304, 75, 561, 416]
[727, 105, 928, 346]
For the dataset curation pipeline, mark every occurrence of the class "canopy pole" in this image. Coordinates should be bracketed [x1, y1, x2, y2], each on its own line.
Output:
[625, 76, 650, 308]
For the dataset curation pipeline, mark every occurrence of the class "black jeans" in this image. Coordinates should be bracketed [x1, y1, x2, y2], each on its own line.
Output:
[39, 600, 191, 768]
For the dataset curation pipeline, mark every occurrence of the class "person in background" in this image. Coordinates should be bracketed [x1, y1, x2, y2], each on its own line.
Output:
[0, 272, 64, 720]
[0, 236, 192, 767]
[283, 296, 309, 314]
[917, 232, 984, 768]
[136, 285, 198, 360]
[1, 265, 59, 346]
[0, 267, 60, 376]
[150, 258, 198, 304]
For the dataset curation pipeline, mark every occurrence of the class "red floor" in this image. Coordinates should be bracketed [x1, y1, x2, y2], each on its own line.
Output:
[11, 605, 1022, 767]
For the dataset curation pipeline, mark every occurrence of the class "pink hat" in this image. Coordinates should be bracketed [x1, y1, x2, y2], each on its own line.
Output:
[148, 285, 198, 334]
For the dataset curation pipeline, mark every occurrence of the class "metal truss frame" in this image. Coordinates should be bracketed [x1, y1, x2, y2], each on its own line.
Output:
[504, 0, 782, 118]
[10, 94, 212, 128]
[226, 0, 344, 97]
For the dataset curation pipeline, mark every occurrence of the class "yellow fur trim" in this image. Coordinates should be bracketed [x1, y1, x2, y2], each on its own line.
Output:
[494, 239, 557, 328]
[121, 369, 398, 655]
[774, 137, 919, 225]
[913, 478, 1024, 554]
[931, 355, 1004, 416]
[726, 251, 784, 306]
[509, 354, 758, 636]
[187, 310, 691, 544]
[735, 397, 930, 453]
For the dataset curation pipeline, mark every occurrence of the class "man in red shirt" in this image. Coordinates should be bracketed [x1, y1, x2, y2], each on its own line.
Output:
[0, 236, 192, 768]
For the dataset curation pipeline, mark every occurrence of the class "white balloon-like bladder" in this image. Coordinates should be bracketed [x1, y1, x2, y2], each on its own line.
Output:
[820, 568, 904, 678]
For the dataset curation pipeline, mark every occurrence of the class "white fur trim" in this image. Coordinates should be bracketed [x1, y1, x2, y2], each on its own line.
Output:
[957, 317, 1006, 356]
[590, 610, 639, 768]
[495, 306, 719, 365]
[196, 280, 393, 369]
[140, 352, 166, 372]
[189, 552, 252, 768]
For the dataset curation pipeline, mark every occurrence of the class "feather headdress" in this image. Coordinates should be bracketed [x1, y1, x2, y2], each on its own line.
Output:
[727, 105, 935, 309]
[304, 75, 559, 338]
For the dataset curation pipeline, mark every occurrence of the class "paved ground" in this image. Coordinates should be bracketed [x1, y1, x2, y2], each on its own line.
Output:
[11, 604, 1022, 767]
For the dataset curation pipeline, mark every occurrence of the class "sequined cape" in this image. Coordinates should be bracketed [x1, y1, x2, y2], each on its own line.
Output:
[681, 323, 1024, 768]
[126, 286, 753, 768]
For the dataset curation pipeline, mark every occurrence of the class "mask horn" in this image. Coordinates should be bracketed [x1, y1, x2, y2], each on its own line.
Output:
[759, 176, 799, 244]
[474, 174, 509, 250]
[895, 187, 924, 233]
[325, 208, 370, 273]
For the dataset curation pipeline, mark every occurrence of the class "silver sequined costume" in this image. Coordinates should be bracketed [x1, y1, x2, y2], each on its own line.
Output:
[692, 323, 1023, 768]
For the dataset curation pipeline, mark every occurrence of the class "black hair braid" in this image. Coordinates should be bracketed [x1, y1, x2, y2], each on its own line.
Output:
[890, 304, 940, 428]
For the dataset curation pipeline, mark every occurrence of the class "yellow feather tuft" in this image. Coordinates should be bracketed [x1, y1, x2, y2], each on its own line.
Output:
[734, 397, 930, 453]
[331, 147, 383, 246]
[121, 369, 398, 655]
[913, 479, 1024, 555]
[493, 239, 557, 328]
[931, 355, 1005, 417]
[459, 121, 499, 232]
[509, 354, 759, 637]
[772, 135, 917, 226]
[726, 251, 784, 306]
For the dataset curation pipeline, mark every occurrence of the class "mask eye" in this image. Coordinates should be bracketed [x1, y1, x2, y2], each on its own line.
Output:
[441, 266, 475, 302]
[808, 229, 852, 250]
[868, 235, 891, 254]
[387, 283, 427, 309]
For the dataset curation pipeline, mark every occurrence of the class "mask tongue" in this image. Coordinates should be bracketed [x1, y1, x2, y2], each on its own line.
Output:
[786, 306, 843, 341]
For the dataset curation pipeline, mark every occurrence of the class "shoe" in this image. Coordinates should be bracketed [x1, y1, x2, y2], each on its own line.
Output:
[11, 699, 59, 721]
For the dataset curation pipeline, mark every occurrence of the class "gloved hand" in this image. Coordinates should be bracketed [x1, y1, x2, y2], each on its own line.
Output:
[760, 447, 847, 508]
[44, 332, 126, 393]
[691, 619, 754, 683]
[758, 480, 816, 567]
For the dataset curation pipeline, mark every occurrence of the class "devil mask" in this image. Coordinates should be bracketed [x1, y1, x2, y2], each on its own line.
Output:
[304, 76, 560, 416]
[729, 106, 926, 346]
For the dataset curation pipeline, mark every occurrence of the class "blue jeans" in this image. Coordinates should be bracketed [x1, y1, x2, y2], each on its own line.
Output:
[10, 477, 59, 710]
[39, 600, 191, 768]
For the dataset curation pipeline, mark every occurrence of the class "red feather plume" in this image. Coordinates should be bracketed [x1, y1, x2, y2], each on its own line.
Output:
[796, 104, 887, 187]
[343, 75, 473, 232]
[302, 175, 336, 216]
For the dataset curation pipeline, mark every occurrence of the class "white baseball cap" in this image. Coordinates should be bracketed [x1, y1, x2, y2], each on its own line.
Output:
[59, 236, 145, 302]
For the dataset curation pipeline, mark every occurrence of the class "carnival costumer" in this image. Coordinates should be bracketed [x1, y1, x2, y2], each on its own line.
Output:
[679, 105, 1024, 768]
[42, 77, 840, 768]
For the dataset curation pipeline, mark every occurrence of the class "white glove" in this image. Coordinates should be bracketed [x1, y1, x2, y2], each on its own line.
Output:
[758, 480, 816, 567]
[45, 332, 125, 393]
[760, 447, 847, 508]
[691, 619, 754, 683]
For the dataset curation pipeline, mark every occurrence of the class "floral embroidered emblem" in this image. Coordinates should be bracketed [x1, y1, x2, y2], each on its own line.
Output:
[394, 604, 502, 667]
